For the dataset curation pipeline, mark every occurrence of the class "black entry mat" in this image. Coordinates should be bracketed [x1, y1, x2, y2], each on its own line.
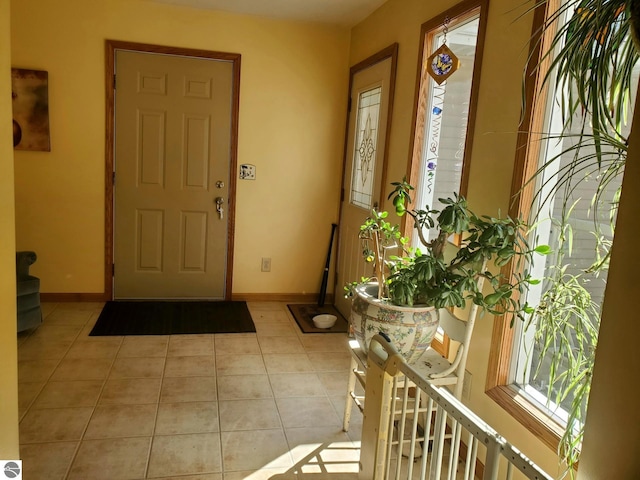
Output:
[287, 304, 348, 334]
[90, 301, 256, 336]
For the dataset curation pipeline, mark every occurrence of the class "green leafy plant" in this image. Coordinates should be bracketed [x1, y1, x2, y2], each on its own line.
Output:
[517, 0, 640, 475]
[346, 179, 546, 320]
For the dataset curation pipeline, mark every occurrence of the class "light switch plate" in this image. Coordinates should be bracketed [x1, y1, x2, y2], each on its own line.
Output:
[240, 164, 256, 180]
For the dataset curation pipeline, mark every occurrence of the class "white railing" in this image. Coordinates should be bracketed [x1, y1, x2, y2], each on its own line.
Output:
[359, 334, 555, 480]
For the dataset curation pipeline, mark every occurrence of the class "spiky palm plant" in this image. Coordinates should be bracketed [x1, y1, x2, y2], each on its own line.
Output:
[522, 0, 640, 476]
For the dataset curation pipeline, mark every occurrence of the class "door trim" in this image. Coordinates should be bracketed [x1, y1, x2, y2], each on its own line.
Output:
[104, 40, 241, 301]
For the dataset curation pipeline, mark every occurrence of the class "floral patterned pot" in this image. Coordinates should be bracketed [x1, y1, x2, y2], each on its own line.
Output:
[350, 283, 440, 364]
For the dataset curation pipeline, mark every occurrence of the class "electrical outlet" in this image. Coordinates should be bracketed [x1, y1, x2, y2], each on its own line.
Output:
[462, 369, 472, 401]
[261, 257, 271, 272]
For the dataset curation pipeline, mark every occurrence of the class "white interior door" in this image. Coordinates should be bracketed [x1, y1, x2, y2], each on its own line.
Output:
[113, 50, 233, 299]
[335, 48, 397, 317]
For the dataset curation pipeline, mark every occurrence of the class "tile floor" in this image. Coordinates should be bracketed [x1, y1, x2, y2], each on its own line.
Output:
[16, 301, 363, 480]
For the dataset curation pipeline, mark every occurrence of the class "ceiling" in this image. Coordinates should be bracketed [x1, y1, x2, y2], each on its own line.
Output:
[150, 0, 388, 27]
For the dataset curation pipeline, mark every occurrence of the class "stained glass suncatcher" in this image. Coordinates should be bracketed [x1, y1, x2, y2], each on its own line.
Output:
[427, 44, 459, 85]
[351, 86, 382, 209]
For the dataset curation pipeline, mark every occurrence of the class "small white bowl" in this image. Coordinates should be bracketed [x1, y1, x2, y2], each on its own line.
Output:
[313, 314, 337, 329]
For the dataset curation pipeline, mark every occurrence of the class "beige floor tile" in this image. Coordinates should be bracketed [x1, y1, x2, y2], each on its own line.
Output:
[51, 357, 113, 381]
[216, 354, 266, 376]
[20, 441, 78, 480]
[28, 324, 83, 342]
[247, 301, 287, 311]
[18, 338, 72, 361]
[65, 339, 122, 359]
[263, 353, 314, 374]
[219, 399, 281, 431]
[268, 373, 327, 398]
[216, 374, 273, 400]
[33, 380, 103, 408]
[20, 407, 93, 443]
[68, 437, 151, 480]
[18, 381, 45, 417]
[221, 429, 292, 471]
[17, 329, 31, 347]
[110, 356, 166, 378]
[41, 302, 58, 318]
[249, 309, 291, 323]
[284, 426, 358, 464]
[147, 433, 222, 478]
[99, 378, 162, 405]
[168, 334, 214, 356]
[150, 475, 222, 480]
[118, 336, 169, 357]
[160, 376, 217, 403]
[307, 352, 352, 372]
[18, 358, 59, 382]
[15, 302, 368, 479]
[223, 468, 295, 480]
[214, 336, 261, 355]
[155, 401, 219, 435]
[300, 336, 349, 353]
[317, 371, 350, 396]
[85, 404, 158, 439]
[255, 323, 298, 337]
[165, 355, 215, 377]
[293, 470, 358, 478]
[330, 395, 363, 429]
[45, 309, 96, 326]
[258, 336, 305, 354]
[276, 397, 341, 428]
[346, 426, 362, 443]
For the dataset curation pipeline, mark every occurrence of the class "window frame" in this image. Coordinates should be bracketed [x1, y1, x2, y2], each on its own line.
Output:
[405, 0, 489, 357]
[485, 0, 567, 452]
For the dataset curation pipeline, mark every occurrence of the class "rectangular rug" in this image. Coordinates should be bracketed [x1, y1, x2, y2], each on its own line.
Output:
[90, 301, 256, 336]
[287, 303, 349, 334]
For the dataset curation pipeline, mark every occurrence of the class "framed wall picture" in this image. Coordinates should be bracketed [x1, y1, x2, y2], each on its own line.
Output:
[11, 68, 51, 151]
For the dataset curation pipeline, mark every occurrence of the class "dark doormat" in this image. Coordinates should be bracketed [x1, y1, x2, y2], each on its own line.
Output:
[287, 304, 349, 334]
[90, 301, 256, 336]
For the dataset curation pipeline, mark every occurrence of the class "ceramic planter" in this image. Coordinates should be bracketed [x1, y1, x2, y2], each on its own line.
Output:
[350, 283, 440, 364]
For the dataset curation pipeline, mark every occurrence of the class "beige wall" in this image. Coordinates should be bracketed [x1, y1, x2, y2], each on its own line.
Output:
[10, 0, 350, 296]
[0, 0, 20, 458]
[350, 0, 563, 475]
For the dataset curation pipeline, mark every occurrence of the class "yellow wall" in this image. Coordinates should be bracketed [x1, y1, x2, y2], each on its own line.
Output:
[350, 0, 563, 474]
[10, 0, 350, 296]
[0, 0, 20, 458]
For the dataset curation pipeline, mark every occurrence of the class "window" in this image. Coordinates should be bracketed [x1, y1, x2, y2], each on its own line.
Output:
[487, 0, 638, 451]
[407, 0, 489, 355]
[407, 0, 488, 245]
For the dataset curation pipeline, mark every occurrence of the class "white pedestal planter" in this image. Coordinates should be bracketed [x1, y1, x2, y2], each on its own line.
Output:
[350, 283, 440, 364]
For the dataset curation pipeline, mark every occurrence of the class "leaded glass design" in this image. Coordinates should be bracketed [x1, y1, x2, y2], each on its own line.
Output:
[350, 86, 382, 210]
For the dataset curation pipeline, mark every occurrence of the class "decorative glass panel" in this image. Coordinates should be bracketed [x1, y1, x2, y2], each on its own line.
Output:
[350, 86, 382, 210]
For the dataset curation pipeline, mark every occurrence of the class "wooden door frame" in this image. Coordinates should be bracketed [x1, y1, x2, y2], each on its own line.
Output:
[104, 40, 241, 301]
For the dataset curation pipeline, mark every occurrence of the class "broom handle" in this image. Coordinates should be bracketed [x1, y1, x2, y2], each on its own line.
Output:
[318, 223, 338, 307]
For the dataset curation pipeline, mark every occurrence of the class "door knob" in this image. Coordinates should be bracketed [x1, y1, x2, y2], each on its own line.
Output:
[215, 197, 224, 219]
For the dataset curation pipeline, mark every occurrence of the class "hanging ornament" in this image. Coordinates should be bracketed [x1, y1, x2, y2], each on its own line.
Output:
[426, 17, 459, 85]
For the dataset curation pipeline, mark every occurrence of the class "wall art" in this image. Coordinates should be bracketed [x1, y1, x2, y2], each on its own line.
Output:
[11, 68, 50, 151]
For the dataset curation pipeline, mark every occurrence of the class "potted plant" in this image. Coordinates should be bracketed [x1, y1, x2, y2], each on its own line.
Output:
[346, 178, 546, 364]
